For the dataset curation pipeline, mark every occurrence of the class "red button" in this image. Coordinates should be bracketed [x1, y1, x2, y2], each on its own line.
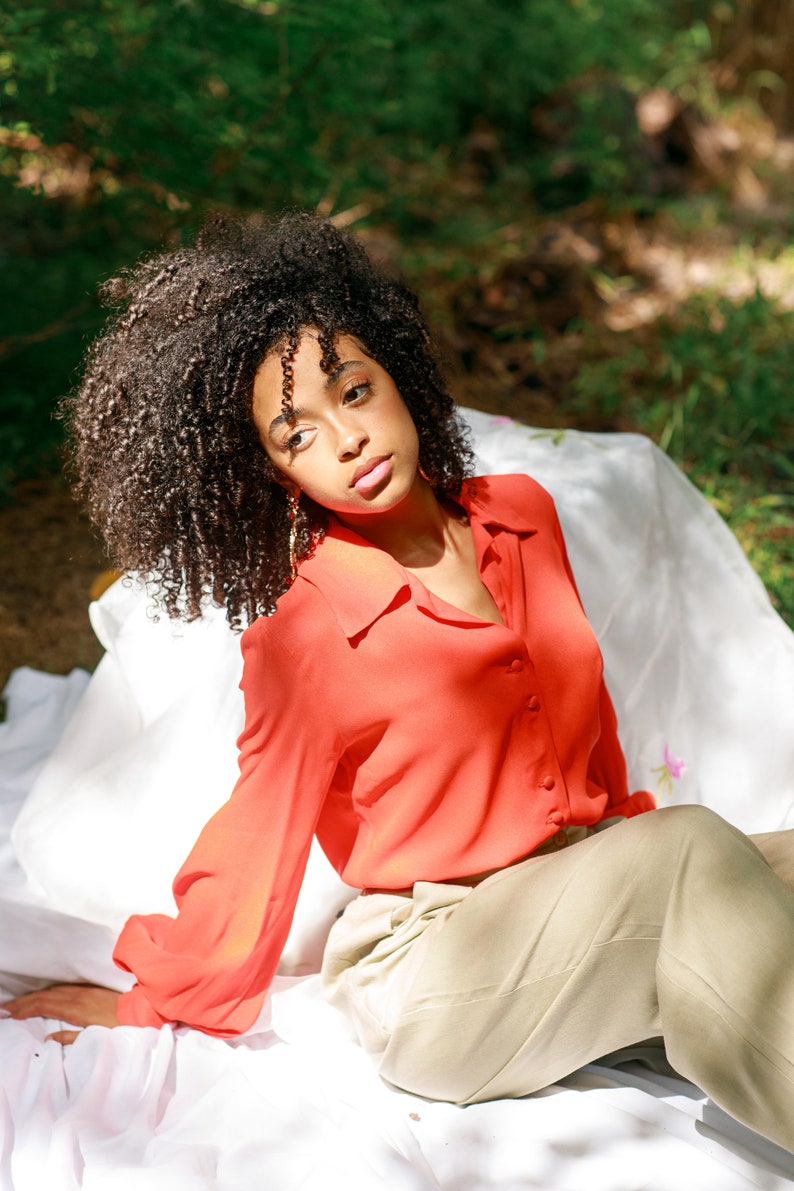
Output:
[540, 775, 556, 791]
[547, 810, 564, 826]
[507, 659, 523, 673]
[526, 696, 540, 711]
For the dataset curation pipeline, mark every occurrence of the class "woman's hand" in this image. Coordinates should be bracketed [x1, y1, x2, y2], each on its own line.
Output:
[2, 983, 121, 1045]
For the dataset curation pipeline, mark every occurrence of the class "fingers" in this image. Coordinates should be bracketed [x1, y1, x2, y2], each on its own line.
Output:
[2, 983, 121, 1029]
[45, 1030, 82, 1046]
[3, 984, 82, 1022]
[3, 989, 62, 1021]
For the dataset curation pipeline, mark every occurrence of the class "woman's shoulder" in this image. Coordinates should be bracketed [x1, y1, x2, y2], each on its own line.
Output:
[240, 572, 342, 660]
[461, 472, 558, 523]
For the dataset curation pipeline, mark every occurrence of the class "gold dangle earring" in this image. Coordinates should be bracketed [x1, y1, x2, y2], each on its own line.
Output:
[287, 489, 300, 583]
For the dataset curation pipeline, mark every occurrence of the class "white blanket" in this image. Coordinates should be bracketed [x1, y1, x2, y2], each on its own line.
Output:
[2, 410, 794, 1189]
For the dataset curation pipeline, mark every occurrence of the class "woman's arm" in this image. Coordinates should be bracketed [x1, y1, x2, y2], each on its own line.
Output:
[112, 623, 344, 1036]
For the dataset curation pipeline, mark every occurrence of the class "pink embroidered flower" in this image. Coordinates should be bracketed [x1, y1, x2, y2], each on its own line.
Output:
[652, 742, 688, 799]
[663, 743, 687, 780]
[489, 416, 514, 426]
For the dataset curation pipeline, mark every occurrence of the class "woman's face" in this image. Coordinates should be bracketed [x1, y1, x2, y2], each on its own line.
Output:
[252, 332, 422, 526]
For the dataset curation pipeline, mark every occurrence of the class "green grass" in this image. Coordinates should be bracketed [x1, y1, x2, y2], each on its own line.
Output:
[569, 287, 794, 626]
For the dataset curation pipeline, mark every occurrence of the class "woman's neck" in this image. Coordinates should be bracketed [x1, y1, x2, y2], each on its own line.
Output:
[336, 477, 458, 568]
[337, 477, 503, 625]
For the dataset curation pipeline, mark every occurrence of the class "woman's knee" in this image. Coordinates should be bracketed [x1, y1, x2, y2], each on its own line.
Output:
[639, 803, 746, 854]
[616, 804, 765, 898]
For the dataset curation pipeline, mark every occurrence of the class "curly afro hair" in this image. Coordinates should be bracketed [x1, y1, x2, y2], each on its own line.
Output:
[63, 211, 474, 627]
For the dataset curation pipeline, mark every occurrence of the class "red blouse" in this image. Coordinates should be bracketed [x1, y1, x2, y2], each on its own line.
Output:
[114, 474, 654, 1033]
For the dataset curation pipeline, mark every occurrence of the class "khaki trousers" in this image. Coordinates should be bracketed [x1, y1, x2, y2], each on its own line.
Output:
[322, 805, 794, 1153]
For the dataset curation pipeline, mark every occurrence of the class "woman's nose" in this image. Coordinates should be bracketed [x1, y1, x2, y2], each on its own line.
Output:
[337, 423, 369, 459]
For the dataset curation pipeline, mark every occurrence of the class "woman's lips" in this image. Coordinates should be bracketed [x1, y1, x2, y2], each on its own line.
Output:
[351, 456, 392, 493]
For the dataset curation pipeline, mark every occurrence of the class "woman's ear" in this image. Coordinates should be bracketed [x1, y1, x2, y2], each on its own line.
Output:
[273, 470, 302, 507]
[279, 478, 301, 500]
[261, 452, 296, 496]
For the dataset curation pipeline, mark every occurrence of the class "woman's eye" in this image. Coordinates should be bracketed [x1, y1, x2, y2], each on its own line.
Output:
[283, 428, 312, 452]
[343, 381, 370, 404]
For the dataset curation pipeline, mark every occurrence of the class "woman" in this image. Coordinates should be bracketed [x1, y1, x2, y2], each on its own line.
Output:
[6, 212, 794, 1151]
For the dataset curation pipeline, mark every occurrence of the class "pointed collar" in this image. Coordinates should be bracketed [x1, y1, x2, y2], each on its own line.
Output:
[461, 475, 539, 534]
[297, 475, 537, 639]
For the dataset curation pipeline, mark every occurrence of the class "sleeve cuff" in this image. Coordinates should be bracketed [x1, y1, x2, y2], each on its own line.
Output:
[610, 789, 657, 818]
[116, 985, 171, 1029]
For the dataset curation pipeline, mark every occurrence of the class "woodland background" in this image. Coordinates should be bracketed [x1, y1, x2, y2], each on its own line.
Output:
[1, 0, 793, 690]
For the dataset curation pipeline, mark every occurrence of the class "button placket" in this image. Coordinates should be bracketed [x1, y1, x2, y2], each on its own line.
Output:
[502, 637, 568, 833]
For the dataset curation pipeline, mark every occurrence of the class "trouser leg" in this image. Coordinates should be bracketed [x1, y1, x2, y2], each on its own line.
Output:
[749, 828, 794, 891]
[378, 805, 794, 1153]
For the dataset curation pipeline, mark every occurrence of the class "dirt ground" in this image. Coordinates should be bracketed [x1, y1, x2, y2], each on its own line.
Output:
[0, 475, 107, 698]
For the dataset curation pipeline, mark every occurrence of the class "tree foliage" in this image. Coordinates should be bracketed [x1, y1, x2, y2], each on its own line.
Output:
[0, 0, 729, 489]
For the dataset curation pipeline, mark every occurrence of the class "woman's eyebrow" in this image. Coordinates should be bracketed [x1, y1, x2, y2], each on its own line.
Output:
[267, 360, 368, 435]
[268, 406, 307, 436]
[325, 359, 367, 386]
